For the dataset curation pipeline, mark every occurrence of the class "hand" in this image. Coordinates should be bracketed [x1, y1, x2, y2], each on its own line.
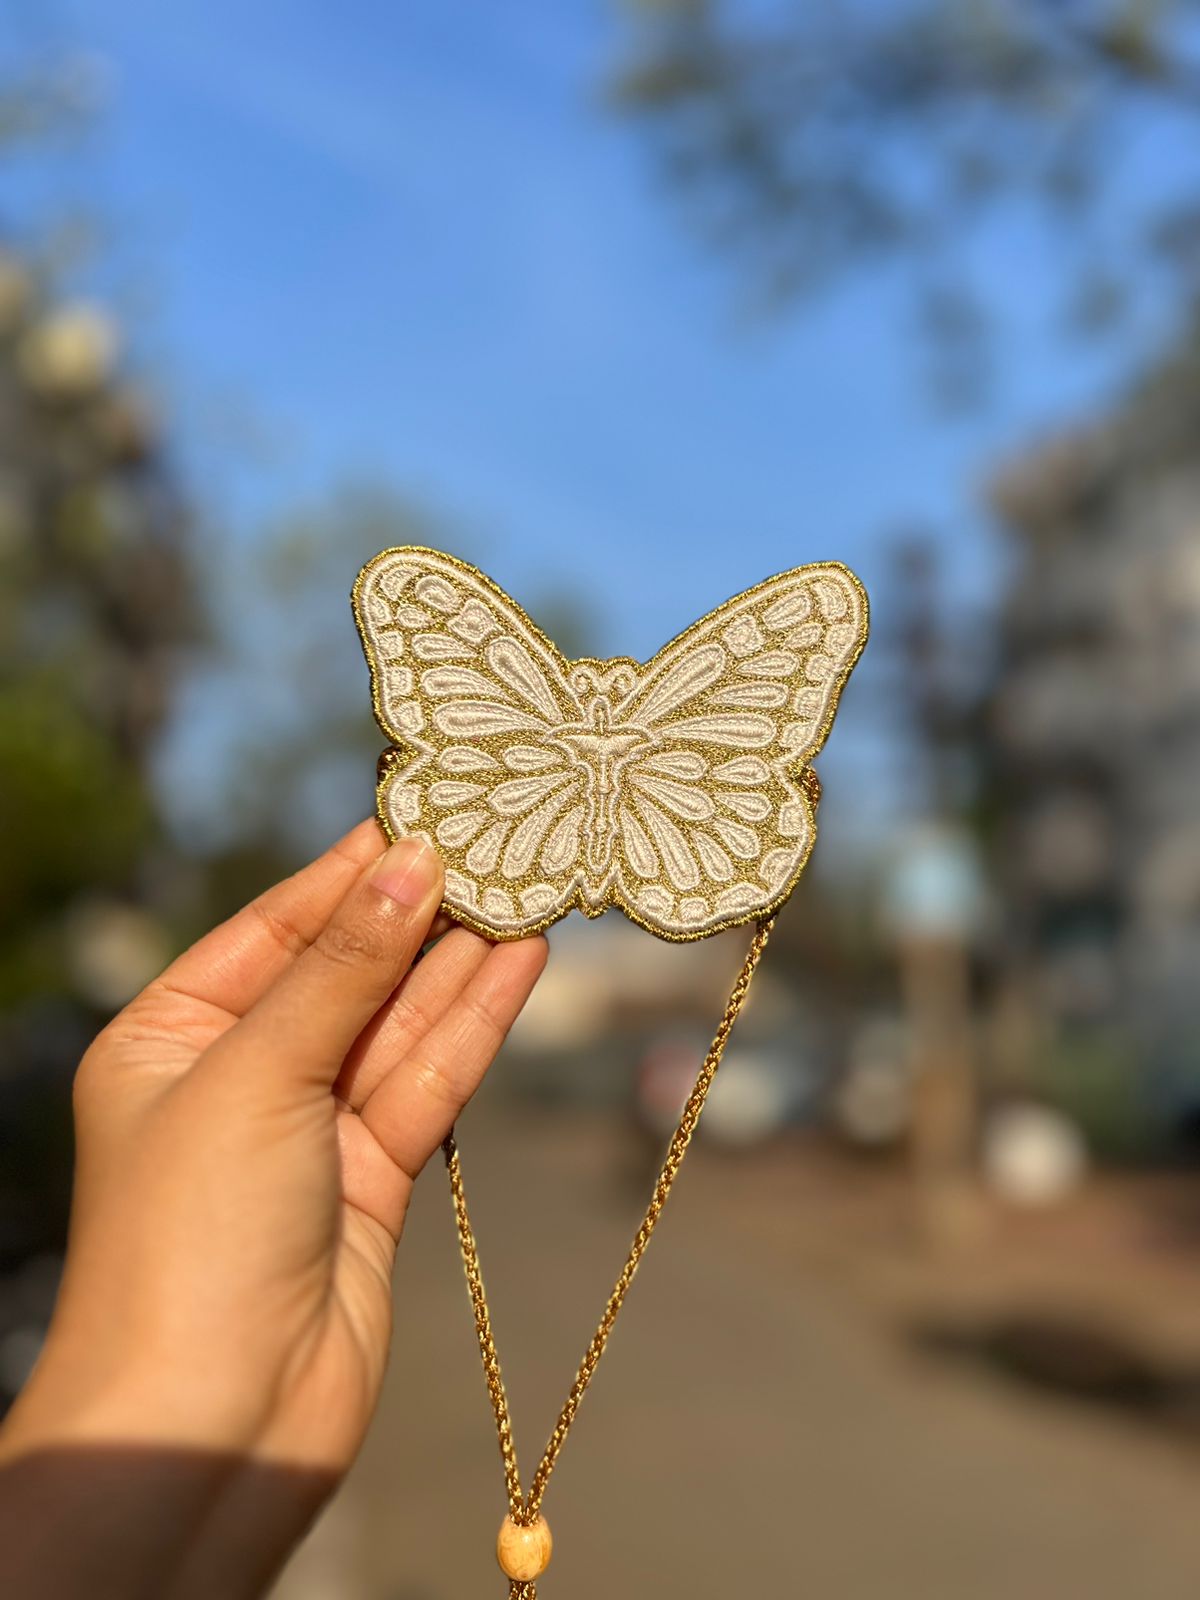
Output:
[0, 820, 547, 1599]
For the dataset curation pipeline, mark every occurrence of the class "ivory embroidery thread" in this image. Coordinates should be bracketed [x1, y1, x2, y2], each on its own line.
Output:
[353, 546, 869, 1592]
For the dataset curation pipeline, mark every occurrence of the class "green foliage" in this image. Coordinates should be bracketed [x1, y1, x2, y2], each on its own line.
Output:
[1038, 1028, 1158, 1163]
[0, 240, 193, 1019]
[0, 671, 154, 999]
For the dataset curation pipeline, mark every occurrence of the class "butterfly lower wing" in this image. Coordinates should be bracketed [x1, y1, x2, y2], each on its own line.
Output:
[609, 562, 868, 939]
[353, 547, 590, 937]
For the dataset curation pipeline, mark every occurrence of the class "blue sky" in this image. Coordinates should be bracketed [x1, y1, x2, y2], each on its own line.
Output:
[6, 0, 1184, 851]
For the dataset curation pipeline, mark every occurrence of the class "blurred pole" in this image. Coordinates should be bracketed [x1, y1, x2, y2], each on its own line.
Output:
[884, 826, 988, 1249]
[900, 931, 980, 1248]
[882, 536, 990, 1244]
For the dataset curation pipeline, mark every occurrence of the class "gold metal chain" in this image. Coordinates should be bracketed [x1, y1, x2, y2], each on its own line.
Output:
[442, 916, 775, 1597]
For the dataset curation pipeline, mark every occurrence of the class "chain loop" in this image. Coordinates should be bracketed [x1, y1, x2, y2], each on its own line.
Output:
[443, 917, 774, 1587]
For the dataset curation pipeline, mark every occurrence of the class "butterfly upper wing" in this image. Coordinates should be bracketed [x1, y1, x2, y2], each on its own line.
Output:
[605, 562, 868, 939]
[353, 546, 592, 937]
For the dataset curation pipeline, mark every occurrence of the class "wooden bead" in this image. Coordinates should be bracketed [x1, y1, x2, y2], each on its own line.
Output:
[496, 1514, 552, 1582]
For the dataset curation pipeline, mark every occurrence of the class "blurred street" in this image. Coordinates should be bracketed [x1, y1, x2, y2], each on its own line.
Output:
[277, 1088, 1200, 1600]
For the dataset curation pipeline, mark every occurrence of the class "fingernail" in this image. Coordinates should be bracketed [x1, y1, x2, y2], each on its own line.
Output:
[369, 836, 440, 907]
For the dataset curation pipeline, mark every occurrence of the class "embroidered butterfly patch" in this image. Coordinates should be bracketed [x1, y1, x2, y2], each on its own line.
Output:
[353, 547, 868, 942]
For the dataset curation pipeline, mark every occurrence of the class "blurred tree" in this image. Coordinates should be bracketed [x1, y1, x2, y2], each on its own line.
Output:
[613, 0, 1200, 400]
[0, 242, 202, 1267]
[0, 62, 208, 1304]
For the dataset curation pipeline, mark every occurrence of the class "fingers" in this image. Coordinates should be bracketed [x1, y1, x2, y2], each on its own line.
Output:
[333, 926, 495, 1109]
[361, 935, 548, 1181]
[209, 836, 445, 1099]
[150, 820, 386, 1020]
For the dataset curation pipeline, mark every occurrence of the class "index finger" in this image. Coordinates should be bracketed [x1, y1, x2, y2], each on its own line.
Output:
[151, 819, 383, 1019]
[206, 836, 446, 1100]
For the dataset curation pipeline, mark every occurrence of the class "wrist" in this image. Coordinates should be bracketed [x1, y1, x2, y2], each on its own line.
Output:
[3, 1322, 267, 1459]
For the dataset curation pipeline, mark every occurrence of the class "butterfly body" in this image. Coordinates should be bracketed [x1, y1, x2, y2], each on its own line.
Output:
[548, 677, 658, 878]
[353, 546, 868, 942]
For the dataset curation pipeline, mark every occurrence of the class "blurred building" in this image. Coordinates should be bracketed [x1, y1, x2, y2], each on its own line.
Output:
[987, 324, 1200, 1141]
